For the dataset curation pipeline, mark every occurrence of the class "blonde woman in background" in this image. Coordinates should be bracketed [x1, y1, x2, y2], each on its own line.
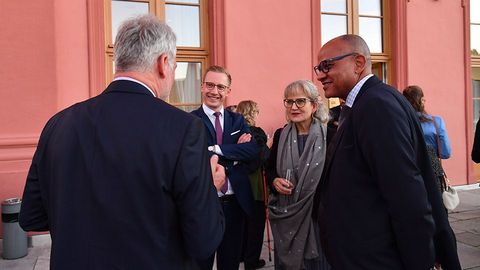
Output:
[236, 100, 271, 270]
[266, 80, 331, 270]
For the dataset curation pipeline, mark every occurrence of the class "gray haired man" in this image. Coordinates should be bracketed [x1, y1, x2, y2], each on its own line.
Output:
[19, 14, 225, 270]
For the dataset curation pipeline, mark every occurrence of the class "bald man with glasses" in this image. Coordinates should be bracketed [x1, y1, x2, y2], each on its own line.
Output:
[313, 34, 460, 270]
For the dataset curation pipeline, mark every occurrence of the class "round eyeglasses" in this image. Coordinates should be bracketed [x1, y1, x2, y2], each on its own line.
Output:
[283, 98, 312, 108]
[203, 82, 229, 92]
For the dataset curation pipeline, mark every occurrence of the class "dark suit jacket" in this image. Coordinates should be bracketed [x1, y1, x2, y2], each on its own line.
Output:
[191, 107, 258, 216]
[472, 119, 480, 163]
[19, 80, 224, 270]
[316, 76, 459, 269]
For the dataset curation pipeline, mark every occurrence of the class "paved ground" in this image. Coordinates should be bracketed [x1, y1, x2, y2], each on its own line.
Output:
[1, 185, 479, 270]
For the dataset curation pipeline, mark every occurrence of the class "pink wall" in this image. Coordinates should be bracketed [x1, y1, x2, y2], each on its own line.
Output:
[0, 0, 91, 235]
[223, 0, 315, 135]
[407, 1, 468, 185]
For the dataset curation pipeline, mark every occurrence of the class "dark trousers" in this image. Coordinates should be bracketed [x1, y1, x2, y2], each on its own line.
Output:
[243, 201, 266, 267]
[198, 195, 246, 270]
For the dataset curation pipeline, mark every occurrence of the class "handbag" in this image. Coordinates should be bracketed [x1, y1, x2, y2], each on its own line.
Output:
[433, 118, 460, 210]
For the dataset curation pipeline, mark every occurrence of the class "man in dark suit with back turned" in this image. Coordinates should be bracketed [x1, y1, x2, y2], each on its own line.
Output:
[19, 15, 225, 270]
[313, 34, 460, 270]
[192, 65, 259, 270]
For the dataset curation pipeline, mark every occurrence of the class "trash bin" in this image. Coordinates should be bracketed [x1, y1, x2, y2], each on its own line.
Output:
[2, 198, 28, 259]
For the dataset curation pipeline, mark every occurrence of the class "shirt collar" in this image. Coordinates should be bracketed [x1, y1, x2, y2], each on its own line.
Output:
[113, 77, 156, 97]
[202, 103, 224, 117]
[344, 74, 374, 108]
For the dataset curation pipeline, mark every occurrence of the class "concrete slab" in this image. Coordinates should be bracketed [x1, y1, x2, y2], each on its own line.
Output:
[457, 242, 480, 269]
[456, 232, 480, 247]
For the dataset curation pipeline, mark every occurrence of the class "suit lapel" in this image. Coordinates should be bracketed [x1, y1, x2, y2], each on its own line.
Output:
[196, 107, 216, 141]
[223, 111, 233, 144]
[321, 75, 380, 189]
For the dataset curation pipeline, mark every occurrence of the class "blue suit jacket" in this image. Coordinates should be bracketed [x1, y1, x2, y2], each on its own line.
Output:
[19, 80, 224, 270]
[191, 107, 258, 216]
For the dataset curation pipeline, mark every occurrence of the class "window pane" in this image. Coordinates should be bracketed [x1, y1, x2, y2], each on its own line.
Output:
[170, 62, 202, 104]
[472, 0, 480, 23]
[359, 17, 383, 53]
[359, 0, 382, 16]
[321, 0, 347, 13]
[321, 15, 347, 45]
[111, 1, 149, 43]
[166, 4, 200, 47]
[472, 25, 480, 56]
[177, 105, 201, 112]
[167, 0, 199, 4]
[372, 62, 387, 83]
[473, 67, 480, 130]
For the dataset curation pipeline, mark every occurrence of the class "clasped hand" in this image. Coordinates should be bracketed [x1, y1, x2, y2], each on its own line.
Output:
[273, 178, 294, 195]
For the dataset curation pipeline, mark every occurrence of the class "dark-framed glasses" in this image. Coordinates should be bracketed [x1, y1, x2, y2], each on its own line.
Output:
[283, 98, 311, 108]
[313, 52, 358, 75]
[204, 81, 229, 92]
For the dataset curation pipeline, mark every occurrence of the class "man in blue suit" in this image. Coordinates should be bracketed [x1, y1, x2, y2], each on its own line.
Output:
[192, 65, 259, 270]
[313, 35, 460, 270]
[19, 15, 225, 270]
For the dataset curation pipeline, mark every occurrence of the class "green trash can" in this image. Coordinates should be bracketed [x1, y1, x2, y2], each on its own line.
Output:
[2, 198, 28, 259]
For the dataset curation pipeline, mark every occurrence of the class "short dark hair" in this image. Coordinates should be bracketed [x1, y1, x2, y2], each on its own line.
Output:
[204, 65, 232, 86]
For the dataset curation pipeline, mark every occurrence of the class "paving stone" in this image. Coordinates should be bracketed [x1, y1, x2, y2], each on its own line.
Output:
[450, 210, 480, 221]
[456, 232, 480, 247]
[33, 258, 49, 270]
[450, 218, 480, 234]
[457, 242, 480, 269]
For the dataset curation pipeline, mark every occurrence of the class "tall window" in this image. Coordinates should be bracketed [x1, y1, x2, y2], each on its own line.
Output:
[472, 0, 480, 128]
[104, 0, 209, 111]
[320, 0, 390, 83]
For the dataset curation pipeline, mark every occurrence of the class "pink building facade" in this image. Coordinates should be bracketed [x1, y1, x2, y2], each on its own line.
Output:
[1, 0, 479, 236]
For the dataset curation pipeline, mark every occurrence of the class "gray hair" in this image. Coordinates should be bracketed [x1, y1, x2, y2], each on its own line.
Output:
[114, 14, 176, 73]
[284, 80, 329, 123]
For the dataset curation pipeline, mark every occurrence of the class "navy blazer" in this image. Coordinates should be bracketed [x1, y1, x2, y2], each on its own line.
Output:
[191, 107, 258, 216]
[315, 76, 460, 270]
[19, 80, 224, 270]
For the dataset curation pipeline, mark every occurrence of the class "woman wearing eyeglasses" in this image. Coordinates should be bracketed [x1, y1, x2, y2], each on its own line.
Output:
[266, 80, 331, 270]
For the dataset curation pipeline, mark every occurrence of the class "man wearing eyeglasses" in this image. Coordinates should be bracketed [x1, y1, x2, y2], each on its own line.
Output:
[192, 65, 259, 270]
[313, 34, 460, 270]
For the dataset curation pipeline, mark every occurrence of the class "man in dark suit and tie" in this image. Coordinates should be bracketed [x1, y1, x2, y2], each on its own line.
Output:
[192, 65, 259, 270]
[313, 34, 460, 269]
[19, 15, 225, 270]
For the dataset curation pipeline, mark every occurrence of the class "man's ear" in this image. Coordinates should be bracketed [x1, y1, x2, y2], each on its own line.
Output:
[156, 54, 169, 78]
[354, 54, 367, 74]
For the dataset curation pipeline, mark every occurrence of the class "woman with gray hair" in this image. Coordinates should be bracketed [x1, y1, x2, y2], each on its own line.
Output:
[266, 80, 331, 269]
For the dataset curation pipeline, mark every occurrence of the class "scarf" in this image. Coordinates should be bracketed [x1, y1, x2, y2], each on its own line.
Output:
[268, 119, 326, 269]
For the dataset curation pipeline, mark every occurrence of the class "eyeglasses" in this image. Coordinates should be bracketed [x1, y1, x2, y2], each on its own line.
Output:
[203, 82, 229, 92]
[283, 98, 312, 108]
[313, 52, 357, 75]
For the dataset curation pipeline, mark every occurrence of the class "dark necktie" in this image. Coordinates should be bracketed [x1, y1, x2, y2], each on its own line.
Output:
[214, 112, 223, 145]
[214, 112, 228, 193]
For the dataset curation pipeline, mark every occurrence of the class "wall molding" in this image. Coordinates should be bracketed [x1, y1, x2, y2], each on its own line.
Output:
[209, 0, 226, 67]
[86, 0, 106, 97]
[0, 136, 37, 162]
[0, 136, 38, 147]
[463, 0, 474, 184]
[391, 0, 409, 90]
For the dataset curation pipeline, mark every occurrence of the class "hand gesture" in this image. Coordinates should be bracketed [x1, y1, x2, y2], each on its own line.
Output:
[210, 155, 226, 191]
[237, 133, 252, 144]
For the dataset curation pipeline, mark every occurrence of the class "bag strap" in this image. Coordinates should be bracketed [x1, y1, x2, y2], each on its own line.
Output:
[431, 116, 449, 189]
